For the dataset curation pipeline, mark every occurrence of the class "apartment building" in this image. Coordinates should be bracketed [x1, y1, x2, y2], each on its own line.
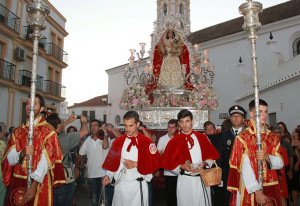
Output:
[0, 0, 68, 127]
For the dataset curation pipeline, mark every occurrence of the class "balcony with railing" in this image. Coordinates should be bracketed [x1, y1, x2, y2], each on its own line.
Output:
[24, 26, 47, 50]
[47, 43, 68, 63]
[44, 80, 66, 98]
[18, 70, 43, 91]
[0, 58, 15, 81]
[0, 3, 20, 33]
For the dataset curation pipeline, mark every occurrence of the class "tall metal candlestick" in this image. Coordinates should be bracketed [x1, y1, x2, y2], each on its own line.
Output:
[26, 0, 50, 188]
[239, 0, 263, 191]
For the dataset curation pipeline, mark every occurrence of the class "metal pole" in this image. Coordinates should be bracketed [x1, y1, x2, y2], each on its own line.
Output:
[239, 0, 264, 191]
[250, 29, 264, 190]
[26, 0, 50, 188]
[27, 28, 40, 188]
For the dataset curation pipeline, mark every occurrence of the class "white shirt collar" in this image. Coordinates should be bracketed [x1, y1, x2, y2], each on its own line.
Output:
[232, 127, 243, 134]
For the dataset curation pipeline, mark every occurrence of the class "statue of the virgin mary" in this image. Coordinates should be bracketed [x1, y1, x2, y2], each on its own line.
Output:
[157, 30, 184, 88]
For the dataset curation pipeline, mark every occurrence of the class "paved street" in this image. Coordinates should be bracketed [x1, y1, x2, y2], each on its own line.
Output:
[73, 183, 167, 206]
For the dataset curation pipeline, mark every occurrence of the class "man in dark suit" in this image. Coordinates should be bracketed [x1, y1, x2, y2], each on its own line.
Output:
[213, 105, 246, 206]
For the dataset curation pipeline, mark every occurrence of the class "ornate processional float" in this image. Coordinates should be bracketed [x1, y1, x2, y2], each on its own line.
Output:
[120, 4, 218, 130]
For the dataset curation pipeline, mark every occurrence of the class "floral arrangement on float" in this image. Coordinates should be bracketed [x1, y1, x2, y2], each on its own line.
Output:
[188, 83, 218, 110]
[152, 93, 188, 107]
[119, 83, 151, 110]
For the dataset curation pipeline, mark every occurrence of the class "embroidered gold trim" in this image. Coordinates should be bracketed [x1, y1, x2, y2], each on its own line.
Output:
[13, 173, 27, 179]
[2, 144, 16, 161]
[227, 186, 238, 191]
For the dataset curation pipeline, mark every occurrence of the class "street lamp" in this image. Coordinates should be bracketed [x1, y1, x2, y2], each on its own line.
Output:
[102, 97, 112, 106]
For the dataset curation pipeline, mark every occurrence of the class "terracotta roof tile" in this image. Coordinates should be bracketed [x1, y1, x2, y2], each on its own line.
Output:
[189, 0, 300, 44]
[68, 95, 108, 108]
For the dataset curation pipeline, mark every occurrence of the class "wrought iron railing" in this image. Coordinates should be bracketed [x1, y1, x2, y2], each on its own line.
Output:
[0, 58, 15, 81]
[44, 80, 65, 97]
[18, 70, 43, 90]
[0, 3, 20, 32]
[47, 43, 68, 63]
[24, 26, 47, 49]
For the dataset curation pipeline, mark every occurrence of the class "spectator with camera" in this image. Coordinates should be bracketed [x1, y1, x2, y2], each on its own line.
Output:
[100, 121, 121, 140]
[75, 119, 110, 206]
[45, 113, 88, 206]
[107, 123, 122, 139]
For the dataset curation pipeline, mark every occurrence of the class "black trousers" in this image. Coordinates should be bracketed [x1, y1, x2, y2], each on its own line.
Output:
[165, 175, 178, 206]
[212, 186, 231, 206]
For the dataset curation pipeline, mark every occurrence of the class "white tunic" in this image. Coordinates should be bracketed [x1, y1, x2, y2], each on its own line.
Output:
[157, 134, 177, 176]
[177, 133, 213, 206]
[236, 154, 283, 205]
[6, 119, 49, 183]
[106, 137, 152, 206]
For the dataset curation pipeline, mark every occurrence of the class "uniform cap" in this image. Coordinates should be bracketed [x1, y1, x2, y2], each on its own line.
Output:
[229, 105, 246, 117]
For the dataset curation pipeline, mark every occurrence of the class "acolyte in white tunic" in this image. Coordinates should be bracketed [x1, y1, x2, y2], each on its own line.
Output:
[106, 138, 152, 206]
[236, 154, 283, 205]
[176, 133, 213, 206]
[7, 119, 49, 183]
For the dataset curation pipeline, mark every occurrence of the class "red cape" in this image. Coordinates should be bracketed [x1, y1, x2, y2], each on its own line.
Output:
[102, 133, 163, 175]
[227, 119, 283, 205]
[163, 131, 220, 170]
[1, 116, 65, 206]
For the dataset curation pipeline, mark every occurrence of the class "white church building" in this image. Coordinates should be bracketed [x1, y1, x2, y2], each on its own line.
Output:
[106, 0, 300, 132]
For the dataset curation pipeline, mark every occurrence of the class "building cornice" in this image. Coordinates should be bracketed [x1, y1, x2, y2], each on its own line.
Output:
[46, 16, 68, 37]
[199, 16, 300, 50]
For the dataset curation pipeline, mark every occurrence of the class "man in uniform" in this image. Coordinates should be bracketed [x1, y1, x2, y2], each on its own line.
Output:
[102, 111, 163, 206]
[227, 99, 284, 205]
[163, 109, 219, 206]
[1, 94, 65, 206]
[213, 105, 246, 206]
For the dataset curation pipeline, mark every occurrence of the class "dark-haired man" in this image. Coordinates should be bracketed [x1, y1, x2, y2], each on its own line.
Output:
[214, 105, 246, 206]
[163, 109, 219, 206]
[157, 119, 178, 206]
[1, 94, 65, 205]
[74, 119, 109, 206]
[102, 111, 163, 206]
[45, 113, 88, 206]
[228, 99, 284, 205]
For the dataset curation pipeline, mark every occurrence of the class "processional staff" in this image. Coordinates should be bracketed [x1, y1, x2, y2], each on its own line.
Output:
[26, 0, 50, 188]
[239, 0, 264, 192]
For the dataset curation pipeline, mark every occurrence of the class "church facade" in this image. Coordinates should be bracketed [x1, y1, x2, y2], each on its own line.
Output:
[106, 0, 300, 132]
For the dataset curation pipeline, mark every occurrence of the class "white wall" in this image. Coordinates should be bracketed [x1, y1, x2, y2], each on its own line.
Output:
[66, 106, 108, 130]
[106, 59, 148, 125]
[0, 85, 8, 124]
[199, 16, 300, 132]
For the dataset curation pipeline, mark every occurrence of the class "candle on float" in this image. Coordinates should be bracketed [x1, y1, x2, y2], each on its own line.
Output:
[129, 49, 136, 57]
[139, 43, 146, 52]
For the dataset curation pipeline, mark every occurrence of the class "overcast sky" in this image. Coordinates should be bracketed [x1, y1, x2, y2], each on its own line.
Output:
[49, 0, 289, 105]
